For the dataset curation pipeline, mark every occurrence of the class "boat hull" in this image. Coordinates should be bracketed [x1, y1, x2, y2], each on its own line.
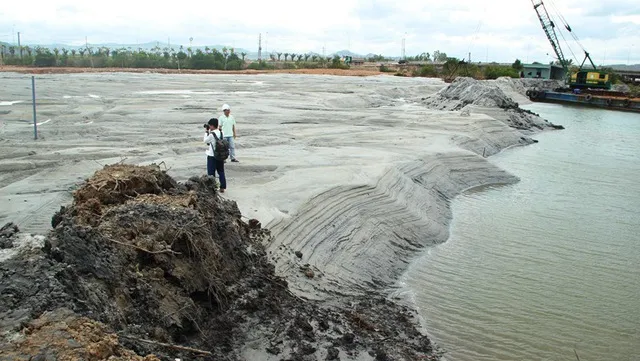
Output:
[528, 90, 640, 113]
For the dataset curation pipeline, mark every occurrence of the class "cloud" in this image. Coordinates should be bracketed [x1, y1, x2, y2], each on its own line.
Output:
[1, 0, 638, 64]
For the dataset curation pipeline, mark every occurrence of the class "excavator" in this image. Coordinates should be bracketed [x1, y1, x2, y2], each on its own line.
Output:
[531, 0, 611, 89]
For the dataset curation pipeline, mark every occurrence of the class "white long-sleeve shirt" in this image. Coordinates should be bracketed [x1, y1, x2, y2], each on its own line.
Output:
[204, 129, 223, 157]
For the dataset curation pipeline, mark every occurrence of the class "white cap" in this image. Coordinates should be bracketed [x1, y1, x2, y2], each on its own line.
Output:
[222, 104, 230, 110]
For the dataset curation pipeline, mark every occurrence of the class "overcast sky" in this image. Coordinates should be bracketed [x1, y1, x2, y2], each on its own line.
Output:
[1, 0, 638, 64]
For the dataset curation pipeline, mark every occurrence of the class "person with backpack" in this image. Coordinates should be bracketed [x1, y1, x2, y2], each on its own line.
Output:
[203, 118, 229, 193]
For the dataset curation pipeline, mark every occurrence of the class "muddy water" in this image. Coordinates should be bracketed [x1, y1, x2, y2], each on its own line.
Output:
[403, 104, 640, 360]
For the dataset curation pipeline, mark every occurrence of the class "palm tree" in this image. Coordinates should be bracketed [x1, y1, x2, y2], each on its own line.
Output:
[53, 48, 60, 58]
[222, 47, 229, 69]
[270, 53, 276, 61]
[304, 53, 310, 62]
[241, 52, 247, 61]
[9, 46, 16, 57]
[277, 52, 282, 61]
[205, 46, 210, 54]
[283, 53, 289, 61]
[71, 49, 76, 57]
[290, 53, 296, 62]
[312, 55, 318, 62]
[24, 46, 32, 57]
[297, 54, 303, 62]
[78, 48, 86, 57]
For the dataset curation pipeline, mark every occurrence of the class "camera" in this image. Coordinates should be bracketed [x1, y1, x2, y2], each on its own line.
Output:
[203, 123, 210, 130]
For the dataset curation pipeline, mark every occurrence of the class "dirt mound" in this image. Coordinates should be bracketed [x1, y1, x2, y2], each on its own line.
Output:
[424, 77, 519, 110]
[1, 164, 440, 361]
[1, 308, 159, 361]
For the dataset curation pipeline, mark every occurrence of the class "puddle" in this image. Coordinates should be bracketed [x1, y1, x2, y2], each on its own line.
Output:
[0, 101, 24, 106]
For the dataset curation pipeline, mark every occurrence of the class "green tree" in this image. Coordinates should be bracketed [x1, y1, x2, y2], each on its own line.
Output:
[34, 49, 56, 67]
[277, 52, 282, 61]
[483, 65, 519, 79]
[176, 51, 187, 70]
[283, 53, 289, 61]
[432, 50, 447, 62]
[512, 59, 523, 71]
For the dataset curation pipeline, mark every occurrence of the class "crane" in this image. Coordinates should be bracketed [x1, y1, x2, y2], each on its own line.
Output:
[530, 0, 611, 89]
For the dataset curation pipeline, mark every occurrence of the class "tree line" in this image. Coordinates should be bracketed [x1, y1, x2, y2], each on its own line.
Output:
[0, 43, 355, 70]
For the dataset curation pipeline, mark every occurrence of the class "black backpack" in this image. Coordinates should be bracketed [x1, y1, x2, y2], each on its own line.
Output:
[211, 131, 230, 161]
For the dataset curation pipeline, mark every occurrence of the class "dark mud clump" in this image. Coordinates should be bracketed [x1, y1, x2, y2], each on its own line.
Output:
[0, 164, 440, 361]
[0, 222, 19, 249]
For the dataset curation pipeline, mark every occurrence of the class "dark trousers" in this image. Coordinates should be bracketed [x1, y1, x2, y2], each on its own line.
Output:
[207, 156, 226, 189]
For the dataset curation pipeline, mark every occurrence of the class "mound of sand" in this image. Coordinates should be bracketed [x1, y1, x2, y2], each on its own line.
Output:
[0, 164, 440, 361]
[423, 77, 563, 131]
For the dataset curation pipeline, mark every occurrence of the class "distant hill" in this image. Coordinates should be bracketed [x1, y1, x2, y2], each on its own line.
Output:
[606, 64, 640, 71]
[15, 41, 251, 55]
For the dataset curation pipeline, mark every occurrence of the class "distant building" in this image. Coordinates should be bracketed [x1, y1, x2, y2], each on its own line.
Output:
[351, 58, 365, 65]
[521, 63, 566, 80]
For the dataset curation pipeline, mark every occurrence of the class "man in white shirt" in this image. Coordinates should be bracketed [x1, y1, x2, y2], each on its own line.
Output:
[219, 103, 238, 162]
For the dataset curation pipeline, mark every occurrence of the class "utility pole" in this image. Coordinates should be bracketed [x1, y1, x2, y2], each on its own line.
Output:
[17, 32, 22, 59]
[401, 34, 406, 59]
[258, 33, 262, 61]
[468, 52, 471, 63]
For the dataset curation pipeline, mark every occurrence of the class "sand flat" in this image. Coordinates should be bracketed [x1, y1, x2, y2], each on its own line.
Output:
[0, 72, 548, 299]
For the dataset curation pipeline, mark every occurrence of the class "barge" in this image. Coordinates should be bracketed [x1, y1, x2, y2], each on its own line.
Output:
[526, 89, 640, 113]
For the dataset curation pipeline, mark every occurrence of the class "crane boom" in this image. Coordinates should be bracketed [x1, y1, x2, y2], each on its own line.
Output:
[531, 0, 569, 71]
[530, 0, 611, 89]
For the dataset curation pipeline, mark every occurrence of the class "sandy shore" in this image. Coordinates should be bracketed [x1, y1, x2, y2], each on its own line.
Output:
[0, 72, 556, 301]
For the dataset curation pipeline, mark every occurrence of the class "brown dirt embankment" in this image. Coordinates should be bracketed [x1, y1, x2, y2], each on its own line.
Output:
[0, 65, 384, 77]
[0, 164, 440, 361]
